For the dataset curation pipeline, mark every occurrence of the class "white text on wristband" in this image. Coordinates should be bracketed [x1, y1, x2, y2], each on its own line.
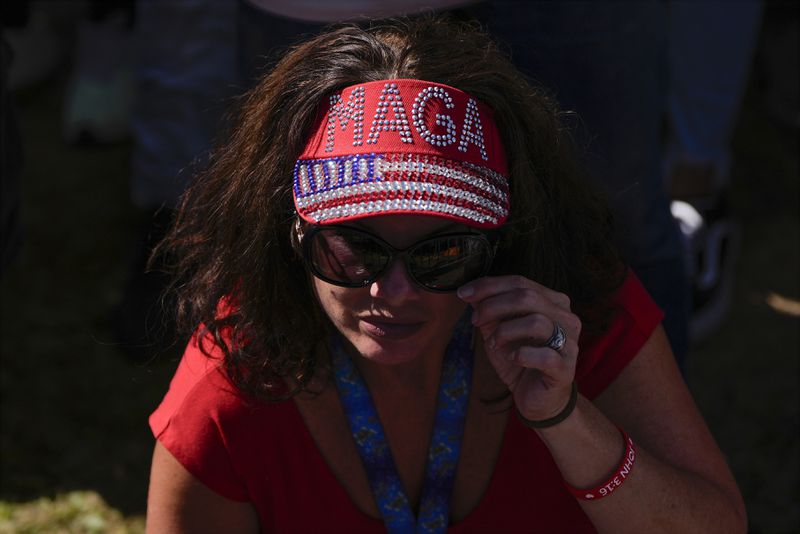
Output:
[565, 428, 636, 500]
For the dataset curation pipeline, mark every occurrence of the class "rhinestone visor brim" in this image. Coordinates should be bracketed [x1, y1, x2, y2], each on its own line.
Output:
[293, 152, 509, 228]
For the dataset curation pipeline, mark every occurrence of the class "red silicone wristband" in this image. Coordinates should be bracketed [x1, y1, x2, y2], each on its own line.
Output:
[565, 428, 636, 500]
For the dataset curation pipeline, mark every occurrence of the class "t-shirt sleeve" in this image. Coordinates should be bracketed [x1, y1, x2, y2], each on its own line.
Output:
[149, 333, 250, 502]
[575, 270, 665, 400]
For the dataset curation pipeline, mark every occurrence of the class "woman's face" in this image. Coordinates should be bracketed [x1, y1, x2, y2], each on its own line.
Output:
[311, 215, 469, 367]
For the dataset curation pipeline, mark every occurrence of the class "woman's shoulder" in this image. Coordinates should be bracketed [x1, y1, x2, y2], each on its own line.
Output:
[151, 330, 300, 431]
[149, 331, 301, 501]
[576, 270, 665, 399]
[610, 269, 664, 324]
[151, 333, 245, 434]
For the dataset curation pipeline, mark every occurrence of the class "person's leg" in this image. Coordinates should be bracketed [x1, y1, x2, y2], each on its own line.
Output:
[131, 0, 239, 210]
[482, 0, 690, 364]
[667, 0, 763, 195]
[63, 0, 135, 145]
[666, 1, 762, 342]
[116, 0, 240, 358]
[1, 37, 24, 276]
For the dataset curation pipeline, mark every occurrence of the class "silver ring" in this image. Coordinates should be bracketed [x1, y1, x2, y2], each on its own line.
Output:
[546, 322, 567, 352]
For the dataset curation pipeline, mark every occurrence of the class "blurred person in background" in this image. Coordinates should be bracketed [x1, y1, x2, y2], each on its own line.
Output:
[665, 1, 763, 343]
[112, 0, 240, 358]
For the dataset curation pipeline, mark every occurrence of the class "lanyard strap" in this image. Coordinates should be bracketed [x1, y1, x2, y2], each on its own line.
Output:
[331, 316, 473, 534]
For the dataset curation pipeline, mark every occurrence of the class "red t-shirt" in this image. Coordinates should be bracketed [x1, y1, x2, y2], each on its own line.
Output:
[150, 272, 663, 533]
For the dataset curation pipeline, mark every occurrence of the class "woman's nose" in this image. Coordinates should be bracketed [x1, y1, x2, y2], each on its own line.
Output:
[369, 258, 420, 303]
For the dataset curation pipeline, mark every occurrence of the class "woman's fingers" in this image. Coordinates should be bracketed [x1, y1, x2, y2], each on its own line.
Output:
[488, 313, 560, 349]
[458, 275, 572, 312]
[486, 316, 578, 376]
[467, 289, 582, 350]
[460, 275, 582, 421]
[464, 285, 570, 330]
[508, 345, 570, 374]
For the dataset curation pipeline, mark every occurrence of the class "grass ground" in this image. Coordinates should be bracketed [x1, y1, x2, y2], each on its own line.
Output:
[1, 31, 798, 534]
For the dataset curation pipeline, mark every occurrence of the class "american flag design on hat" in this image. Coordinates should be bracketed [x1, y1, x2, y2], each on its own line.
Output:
[293, 79, 509, 229]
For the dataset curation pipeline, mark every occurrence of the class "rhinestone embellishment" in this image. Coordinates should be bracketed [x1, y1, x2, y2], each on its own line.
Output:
[412, 86, 457, 147]
[293, 153, 508, 227]
[326, 86, 366, 151]
[458, 98, 488, 161]
[367, 82, 413, 145]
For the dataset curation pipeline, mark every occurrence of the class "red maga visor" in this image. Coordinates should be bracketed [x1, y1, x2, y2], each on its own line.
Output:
[293, 79, 509, 229]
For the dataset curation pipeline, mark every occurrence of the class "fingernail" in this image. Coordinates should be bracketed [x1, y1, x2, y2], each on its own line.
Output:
[457, 285, 474, 299]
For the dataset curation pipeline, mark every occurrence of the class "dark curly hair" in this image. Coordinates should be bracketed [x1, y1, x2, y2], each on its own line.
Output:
[154, 15, 625, 401]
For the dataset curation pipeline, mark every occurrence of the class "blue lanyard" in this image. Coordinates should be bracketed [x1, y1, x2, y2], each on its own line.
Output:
[330, 316, 473, 534]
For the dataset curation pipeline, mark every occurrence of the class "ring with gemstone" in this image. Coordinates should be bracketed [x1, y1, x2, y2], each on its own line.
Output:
[546, 322, 567, 352]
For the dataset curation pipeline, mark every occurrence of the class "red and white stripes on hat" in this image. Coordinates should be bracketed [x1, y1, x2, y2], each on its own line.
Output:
[293, 79, 509, 229]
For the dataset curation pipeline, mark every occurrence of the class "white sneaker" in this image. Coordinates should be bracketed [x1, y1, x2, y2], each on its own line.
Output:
[671, 199, 740, 343]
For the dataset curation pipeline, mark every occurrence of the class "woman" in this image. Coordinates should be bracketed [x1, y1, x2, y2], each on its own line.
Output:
[146, 16, 746, 533]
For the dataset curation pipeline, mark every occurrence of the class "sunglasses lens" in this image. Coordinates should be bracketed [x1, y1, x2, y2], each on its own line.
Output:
[307, 228, 388, 286]
[304, 226, 494, 291]
[409, 236, 492, 291]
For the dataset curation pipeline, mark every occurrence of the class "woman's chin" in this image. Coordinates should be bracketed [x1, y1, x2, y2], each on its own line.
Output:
[348, 335, 425, 367]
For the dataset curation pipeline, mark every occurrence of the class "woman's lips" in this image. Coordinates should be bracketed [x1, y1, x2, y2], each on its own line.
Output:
[359, 317, 425, 339]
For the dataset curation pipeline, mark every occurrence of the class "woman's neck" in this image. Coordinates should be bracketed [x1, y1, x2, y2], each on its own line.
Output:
[354, 348, 446, 400]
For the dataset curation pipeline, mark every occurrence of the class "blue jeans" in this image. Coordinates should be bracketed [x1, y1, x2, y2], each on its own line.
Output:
[130, 0, 239, 210]
[479, 1, 689, 365]
[667, 0, 763, 180]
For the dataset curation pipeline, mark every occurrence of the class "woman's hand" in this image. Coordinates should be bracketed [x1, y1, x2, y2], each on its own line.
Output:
[457, 275, 581, 422]
[461, 276, 747, 533]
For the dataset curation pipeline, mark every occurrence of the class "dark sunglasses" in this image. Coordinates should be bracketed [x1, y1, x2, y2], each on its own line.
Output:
[300, 224, 496, 293]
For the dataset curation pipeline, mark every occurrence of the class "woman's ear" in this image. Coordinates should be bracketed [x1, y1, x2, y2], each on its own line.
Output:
[290, 217, 305, 254]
